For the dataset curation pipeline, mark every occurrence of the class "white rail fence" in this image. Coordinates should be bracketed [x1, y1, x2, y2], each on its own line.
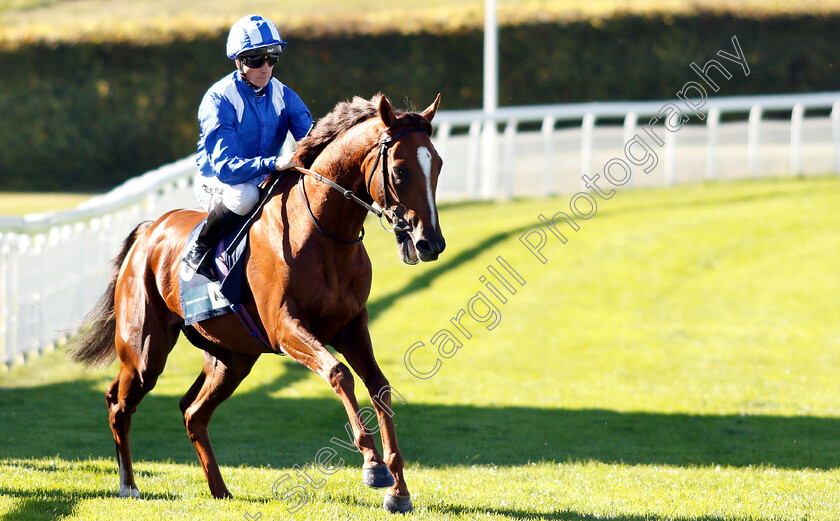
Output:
[2, 91, 839, 367]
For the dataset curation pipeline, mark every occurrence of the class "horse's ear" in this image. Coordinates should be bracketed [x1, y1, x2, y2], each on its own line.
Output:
[420, 93, 441, 122]
[378, 94, 396, 128]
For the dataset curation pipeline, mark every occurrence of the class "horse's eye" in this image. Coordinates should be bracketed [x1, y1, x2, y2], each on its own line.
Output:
[392, 167, 405, 183]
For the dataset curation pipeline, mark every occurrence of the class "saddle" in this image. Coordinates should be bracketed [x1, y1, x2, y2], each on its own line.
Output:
[178, 174, 284, 352]
[178, 221, 249, 325]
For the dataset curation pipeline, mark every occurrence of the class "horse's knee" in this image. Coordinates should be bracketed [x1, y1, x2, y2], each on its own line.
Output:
[327, 362, 354, 394]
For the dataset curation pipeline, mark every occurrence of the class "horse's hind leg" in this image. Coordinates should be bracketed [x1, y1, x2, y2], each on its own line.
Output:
[107, 363, 156, 498]
[108, 298, 181, 497]
[180, 347, 259, 498]
[105, 371, 141, 498]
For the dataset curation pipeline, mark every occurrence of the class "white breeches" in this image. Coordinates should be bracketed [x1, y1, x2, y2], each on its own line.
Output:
[193, 174, 261, 216]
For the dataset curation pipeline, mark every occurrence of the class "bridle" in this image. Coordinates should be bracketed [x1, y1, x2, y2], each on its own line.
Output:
[365, 128, 430, 232]
[295, 127, 430, 244]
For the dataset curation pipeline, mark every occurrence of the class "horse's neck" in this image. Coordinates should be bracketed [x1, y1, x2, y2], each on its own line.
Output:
[297, 124, 378, 239]
[321, 120, 379, 193]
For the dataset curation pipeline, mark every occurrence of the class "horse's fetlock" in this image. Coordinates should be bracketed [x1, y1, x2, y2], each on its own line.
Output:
[384, 451, 404, 471]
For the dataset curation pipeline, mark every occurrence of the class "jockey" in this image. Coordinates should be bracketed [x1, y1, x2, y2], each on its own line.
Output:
[184, 14, 314, 276]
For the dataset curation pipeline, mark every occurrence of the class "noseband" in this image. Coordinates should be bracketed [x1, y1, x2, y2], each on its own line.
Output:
[294, 127, 430, 244]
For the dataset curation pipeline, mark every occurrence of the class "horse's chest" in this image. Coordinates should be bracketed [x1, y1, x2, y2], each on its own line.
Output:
[299, 262, 369, 320]
[312, 278, 365, 319]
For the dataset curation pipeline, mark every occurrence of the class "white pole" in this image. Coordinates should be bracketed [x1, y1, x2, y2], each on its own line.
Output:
[480, 0, 499, 199]
[748, 105, 762, 177]
[541, 115, 555, 197]
[480, 121, 499, 199]
[503, 119, 517, 199]
[790, 103, 804, 175]
[580, 112, 596, 184]
[623, 111, 637, 188]
[706, 107, 720, 181]
[665, 126, 677, 186]
[484, 0, 498, 114]
[466, 120, 482, 198]
[832, 101, 840, 175]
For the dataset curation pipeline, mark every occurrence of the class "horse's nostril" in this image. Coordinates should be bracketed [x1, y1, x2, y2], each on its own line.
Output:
[416, 239, 445, 255]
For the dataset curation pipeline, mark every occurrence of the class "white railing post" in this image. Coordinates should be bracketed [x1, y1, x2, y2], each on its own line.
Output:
[480, 120, 499, 199]
[434, 122, 451, 174]
[665, 126, 677, 186]
[790, 103, 804, 175]
[13, 235, 29, 365]
[466, 120, 482, 199]
[10, 237, 20, 366]
[503, 119, 517, 200]
[581, 113, 596, 181]
[832, 101, 840, 176]
[541, 115, 556, 197]
[748, 105, 762, 177]
[33, 233, 46, 353]
[623, 111, 638, 188]
[706, 107, 721, 181]
[0, 234, 8, 368]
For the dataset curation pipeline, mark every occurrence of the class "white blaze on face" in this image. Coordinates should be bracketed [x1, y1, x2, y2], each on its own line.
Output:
[417, 146, 437, 230]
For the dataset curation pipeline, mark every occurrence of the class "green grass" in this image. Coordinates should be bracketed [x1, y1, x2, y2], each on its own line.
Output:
[2, 175, 840, 520]
[2, 0, 840, 45]
[0, 192, 93, 216]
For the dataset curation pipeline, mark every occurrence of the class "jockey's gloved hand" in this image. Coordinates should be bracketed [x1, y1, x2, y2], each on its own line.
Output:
[275, 153, 297, 171]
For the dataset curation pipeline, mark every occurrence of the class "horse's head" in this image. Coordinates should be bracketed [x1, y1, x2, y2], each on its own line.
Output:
[367, 94, 446, 265]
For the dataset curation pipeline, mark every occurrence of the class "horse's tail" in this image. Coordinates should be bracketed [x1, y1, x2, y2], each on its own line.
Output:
[66, 221, 152, 368]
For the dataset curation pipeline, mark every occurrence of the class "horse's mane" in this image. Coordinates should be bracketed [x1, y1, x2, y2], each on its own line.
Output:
[294, 93, 431, 168]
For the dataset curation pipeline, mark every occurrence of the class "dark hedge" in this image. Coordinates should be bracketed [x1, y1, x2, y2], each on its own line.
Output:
[0, 13, 836, 191]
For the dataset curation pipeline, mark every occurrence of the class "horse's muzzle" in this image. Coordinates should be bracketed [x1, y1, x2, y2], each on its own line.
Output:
[415, 236, 446, 262]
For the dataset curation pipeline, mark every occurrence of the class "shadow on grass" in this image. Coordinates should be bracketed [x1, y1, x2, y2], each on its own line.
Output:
[0, 489, 77, 521]
[367, 227, 528, 322]
[332, 488, 778, 521]
[2, 370, 839, 471]
[0, 486, 178, 521]
[425, 505, 755, 521]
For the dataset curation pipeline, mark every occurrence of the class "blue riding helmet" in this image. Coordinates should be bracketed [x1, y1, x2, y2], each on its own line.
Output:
[226, 15, 288, 59]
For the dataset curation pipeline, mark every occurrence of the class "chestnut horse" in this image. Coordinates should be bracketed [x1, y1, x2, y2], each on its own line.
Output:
[67, 93, 445, 514]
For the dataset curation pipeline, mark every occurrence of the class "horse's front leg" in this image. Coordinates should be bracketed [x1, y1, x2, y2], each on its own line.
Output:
[275, 314, 396, 502]
[332, 311, 413, 514]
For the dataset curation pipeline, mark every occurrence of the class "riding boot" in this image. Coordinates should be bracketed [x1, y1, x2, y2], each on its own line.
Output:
[183, 203, 239, 278]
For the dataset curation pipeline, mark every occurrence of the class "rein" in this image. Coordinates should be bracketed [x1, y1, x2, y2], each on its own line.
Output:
[296, 174, 366, 244]
[295, 127, 429, 243]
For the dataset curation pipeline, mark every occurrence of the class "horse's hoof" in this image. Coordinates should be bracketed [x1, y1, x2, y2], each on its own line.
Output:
[363, 464, 395, 488]
[119, 486, 140, 498]
[383, 493, 413, 514]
